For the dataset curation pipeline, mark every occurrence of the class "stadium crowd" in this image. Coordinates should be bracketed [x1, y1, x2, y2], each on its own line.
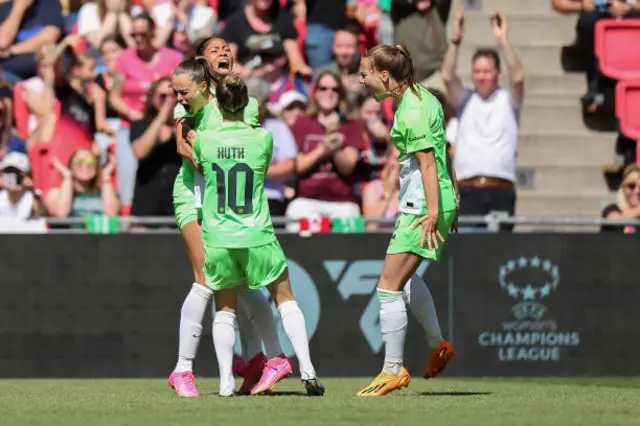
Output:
[6, 0, 634, 234]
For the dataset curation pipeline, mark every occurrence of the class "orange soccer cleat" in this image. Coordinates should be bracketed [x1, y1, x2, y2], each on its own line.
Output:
[423, 340, 456, 379]
[357, 368, 411, 397]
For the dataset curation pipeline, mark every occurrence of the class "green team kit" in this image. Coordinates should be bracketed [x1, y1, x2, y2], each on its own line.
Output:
[172, 96, 260, 229]
[193, 122, 288, 291]
[387, 84, 457, 261]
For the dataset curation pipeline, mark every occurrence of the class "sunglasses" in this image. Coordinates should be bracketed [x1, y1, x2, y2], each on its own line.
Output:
[317, 85, 340, 94]
[74, 157, 96, 166]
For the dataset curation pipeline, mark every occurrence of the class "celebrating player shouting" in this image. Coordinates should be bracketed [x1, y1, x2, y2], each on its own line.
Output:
[357, 44, 459, 397]
[192, 73, 325, 397]
[168, 38, 288, 397]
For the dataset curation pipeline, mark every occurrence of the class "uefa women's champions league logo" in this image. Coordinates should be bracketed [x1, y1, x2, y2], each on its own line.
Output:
[477, 256, 580, 362]
[499, 256, 560, 322]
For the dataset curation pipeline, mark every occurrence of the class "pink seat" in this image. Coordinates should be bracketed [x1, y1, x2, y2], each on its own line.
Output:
[615, 80, 640, 162]
[595, 19, 640, 80]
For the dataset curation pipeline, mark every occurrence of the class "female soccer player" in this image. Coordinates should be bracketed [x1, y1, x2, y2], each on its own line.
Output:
[193, 73, 325, 397]
[168, 41, 288, 398]
[356, 44, 460, 397]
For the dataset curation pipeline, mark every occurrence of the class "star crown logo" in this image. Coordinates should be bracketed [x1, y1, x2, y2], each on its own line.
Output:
[498, 256, 560, 301]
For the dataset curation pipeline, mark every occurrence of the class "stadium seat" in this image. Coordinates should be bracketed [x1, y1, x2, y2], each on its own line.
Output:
[615, 79, 640, 161]
[595, 19, 640, 80]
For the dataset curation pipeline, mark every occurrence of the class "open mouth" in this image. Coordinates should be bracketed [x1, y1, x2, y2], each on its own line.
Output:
[181, 101, 191, 113]
[217, 58, 230, 71]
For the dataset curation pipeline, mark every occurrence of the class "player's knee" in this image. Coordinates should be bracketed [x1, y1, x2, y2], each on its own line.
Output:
[268, 270, 294, 306]
[377, 272, 403, 292]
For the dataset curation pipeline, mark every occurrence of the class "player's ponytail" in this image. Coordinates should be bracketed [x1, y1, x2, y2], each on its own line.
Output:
[172, 57, 215, 90]
[216, 73, 249, 114]
[365, 44, 420, 99]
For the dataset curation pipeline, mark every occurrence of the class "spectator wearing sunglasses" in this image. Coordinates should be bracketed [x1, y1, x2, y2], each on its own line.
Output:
[0, 152, 46, 221]
[601, 164, 640, 233]
[109, 13, 182, 210]
[45, 147, 119, 221]
[286, 70, 364, 230]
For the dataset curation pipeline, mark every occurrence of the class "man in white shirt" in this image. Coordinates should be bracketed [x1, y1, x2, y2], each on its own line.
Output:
[441, 8, 524, 231]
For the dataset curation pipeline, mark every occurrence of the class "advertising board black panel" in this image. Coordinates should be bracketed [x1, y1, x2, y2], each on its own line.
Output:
[0, 234, 638, 378]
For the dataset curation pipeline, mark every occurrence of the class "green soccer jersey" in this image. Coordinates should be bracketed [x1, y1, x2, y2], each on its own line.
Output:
[193, 121, 275, 248]
[390, 84, 457, 215]
[173, 95, 260, 190]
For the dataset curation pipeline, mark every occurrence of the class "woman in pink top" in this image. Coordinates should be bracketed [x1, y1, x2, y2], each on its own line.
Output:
[109, 13, 183, 209]
[362, 144, 400, 231]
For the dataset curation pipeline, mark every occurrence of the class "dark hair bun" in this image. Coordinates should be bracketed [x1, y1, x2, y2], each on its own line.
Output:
[222, 73, 244, 90]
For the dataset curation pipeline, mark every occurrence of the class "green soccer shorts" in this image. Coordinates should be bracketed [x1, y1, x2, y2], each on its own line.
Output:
[386, 210, 456, 261]
[203, 240, 288, 291]
[173, 172, 202, 230]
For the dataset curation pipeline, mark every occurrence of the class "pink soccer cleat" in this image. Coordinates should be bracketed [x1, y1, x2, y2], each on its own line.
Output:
[250, 355, 293, 395]
[237, 352, 268, 394]
[168, 370, 200, 397]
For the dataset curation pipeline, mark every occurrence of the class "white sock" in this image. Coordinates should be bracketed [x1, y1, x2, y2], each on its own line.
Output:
[378, 288, 407, 375]
[238, 286, 283, 358]
[212, 311, 236, 396]
[175, 283, 213, 372]
[278, 301, 315, 380]
[236, 293, 262, 360]
[403, 273, 444, 348]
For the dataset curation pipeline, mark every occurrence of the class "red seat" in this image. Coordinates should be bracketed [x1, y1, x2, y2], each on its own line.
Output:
[615, 80, 640, 147]
[595, 19, 640, 80]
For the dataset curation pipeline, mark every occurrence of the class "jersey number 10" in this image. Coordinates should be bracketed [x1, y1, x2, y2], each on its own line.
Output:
[211, 163, 254, 215]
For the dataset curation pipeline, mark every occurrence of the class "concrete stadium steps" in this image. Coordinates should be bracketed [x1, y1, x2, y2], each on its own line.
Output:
[520, 99, 588, 135]
[515, 191, 613, 218]
[517, 133, 616, 167]
[463, 14, 577, 46]
[525, 165, 610, 193]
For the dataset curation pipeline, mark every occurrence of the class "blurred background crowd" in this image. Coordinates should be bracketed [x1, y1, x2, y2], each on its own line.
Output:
[0, 0, 638, 234]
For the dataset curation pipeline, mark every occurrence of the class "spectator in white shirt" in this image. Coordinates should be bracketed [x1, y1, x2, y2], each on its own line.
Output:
[441, 9, 524, 231]
[0, 152, 46, 221]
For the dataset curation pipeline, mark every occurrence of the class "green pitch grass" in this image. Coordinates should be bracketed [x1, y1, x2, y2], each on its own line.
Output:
[1, 377, 639, 426]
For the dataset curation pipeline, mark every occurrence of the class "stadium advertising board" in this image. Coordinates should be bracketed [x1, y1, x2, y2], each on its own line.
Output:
[0, 235, 638, 377]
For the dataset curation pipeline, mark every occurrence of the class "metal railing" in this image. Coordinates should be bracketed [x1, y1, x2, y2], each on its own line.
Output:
[30, 213, 640, 234]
